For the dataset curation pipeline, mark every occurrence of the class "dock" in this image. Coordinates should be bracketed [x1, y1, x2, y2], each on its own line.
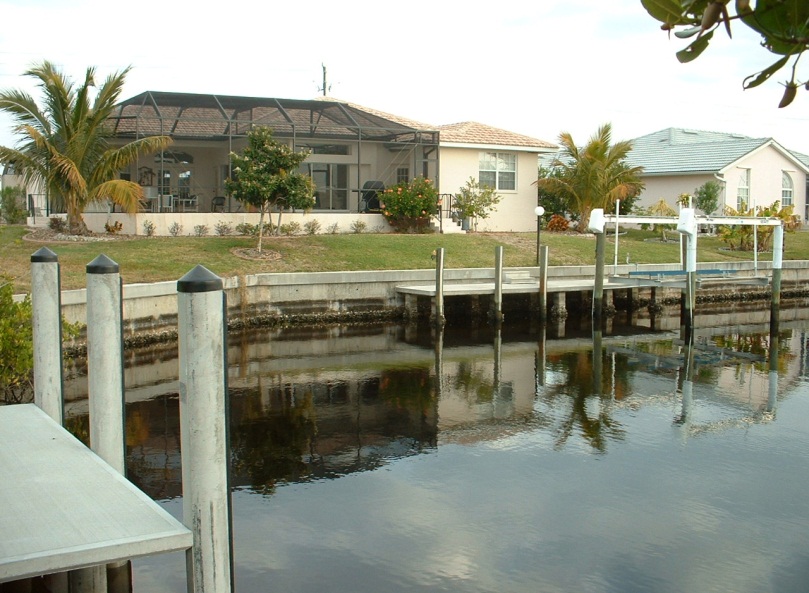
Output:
[0, 404, 192, 583]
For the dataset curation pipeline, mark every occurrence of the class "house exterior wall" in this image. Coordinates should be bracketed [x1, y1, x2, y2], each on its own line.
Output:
[638, 146, 807, 219]
[721, 147, 807, 218]
[639, 174, 717, 211]
[439, 146, 540, 232]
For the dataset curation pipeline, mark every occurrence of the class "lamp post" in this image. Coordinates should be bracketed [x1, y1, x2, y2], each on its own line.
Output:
[534, 205, 545, 265]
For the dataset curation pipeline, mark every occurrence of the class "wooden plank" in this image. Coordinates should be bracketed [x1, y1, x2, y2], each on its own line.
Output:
[0, 404, 192, 583]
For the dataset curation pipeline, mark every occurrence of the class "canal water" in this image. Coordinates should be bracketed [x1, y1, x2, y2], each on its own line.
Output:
[64, 309, 809, 593]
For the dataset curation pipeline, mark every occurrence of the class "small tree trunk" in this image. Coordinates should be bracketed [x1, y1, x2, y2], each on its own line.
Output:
[257, 203, 266, 253]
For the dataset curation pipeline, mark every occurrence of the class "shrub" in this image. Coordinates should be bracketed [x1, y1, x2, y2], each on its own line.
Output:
[142, 219, 156, 237]
[303, 219, 321, 235]
[546, 214, 570, 232]
[381, 177, 438, 232]
[326, 222, 340, 235]
[235, 222, 254, 236]
[0, 186, 27, 224]
[194, 224, 209, 237]
[104, 220, 123, 235]
[168, 221, 183, 237]
[214, 221, 233, 236]
[0, 280, 33, 402]
[49, 216, 67, 233]
[350, 219, 367, 234]
[279, 221, 301, 236]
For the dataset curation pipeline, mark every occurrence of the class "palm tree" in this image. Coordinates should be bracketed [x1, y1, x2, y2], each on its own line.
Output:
[536, 123, 644, 233]
[0, 61, 171, 234]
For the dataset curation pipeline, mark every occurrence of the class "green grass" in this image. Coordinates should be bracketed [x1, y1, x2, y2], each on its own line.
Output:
[1, 225, 806, 294]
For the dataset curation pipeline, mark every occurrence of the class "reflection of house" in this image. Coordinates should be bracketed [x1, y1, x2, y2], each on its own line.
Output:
[625, 128, 809, 219]
[7, 91, 556, 234]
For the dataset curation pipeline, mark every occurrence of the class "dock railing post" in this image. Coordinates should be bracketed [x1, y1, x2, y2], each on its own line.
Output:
[30, 247, 64, 424]
[178, 265, 234, 593]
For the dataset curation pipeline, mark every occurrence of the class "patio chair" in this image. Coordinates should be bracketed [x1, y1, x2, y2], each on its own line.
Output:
[360, 180, 384, 212]
[211, 196, 226, 212]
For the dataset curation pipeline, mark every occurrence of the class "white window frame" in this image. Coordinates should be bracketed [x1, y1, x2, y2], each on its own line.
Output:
[782, 171, 794, 207]
[479, 152, 517, 191]
[737, 168, 750, 211]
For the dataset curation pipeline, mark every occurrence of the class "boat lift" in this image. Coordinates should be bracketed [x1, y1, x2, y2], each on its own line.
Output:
[587, 208, 785, 330]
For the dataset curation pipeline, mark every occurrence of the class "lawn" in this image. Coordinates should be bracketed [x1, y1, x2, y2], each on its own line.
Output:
[1, 224, 805, 294]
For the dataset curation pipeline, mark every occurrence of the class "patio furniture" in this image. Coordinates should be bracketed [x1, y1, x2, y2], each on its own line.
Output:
[360, 180, 384, 212]
[211, 196, 226, 212]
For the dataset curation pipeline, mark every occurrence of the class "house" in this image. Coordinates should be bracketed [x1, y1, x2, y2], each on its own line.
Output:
[8, 92, 555, 235]
[625, 128, 809, 220]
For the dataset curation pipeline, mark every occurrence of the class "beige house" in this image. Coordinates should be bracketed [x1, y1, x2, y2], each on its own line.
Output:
[626, 128, 809, 220]
[6, 92, 555, 235]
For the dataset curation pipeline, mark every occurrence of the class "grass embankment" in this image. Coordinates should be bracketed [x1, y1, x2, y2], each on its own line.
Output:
[1, 224, 805, 294]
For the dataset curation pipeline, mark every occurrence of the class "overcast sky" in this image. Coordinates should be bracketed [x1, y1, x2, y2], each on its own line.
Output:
[1, 0, 807, 153]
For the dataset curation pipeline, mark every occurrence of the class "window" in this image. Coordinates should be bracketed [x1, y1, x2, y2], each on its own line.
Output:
[737, 168, 750, 211]
[301, 163, 348, 210]
[782, 171, 794, 206]
[297, 144, 350, 155]
[397, 167, 410, 184]
[479, 152, 516, 190]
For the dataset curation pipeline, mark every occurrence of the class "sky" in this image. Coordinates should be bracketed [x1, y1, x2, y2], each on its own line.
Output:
[1, 0, 808, 153]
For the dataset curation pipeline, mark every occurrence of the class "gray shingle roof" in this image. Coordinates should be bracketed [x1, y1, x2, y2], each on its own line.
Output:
[624, 127, 799, 175]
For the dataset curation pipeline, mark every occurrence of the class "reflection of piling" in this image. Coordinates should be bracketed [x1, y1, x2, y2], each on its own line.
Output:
[768, 322, 779, 414]
[86, 254, 131, 593]
[592, 329, 603, 397]
[177, 265, 234, 593]
[31, 247, 64, 424]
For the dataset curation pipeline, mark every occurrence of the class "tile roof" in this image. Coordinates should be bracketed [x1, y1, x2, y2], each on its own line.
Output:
[437, 121, 557, 150]
[624, 127, 802, 175]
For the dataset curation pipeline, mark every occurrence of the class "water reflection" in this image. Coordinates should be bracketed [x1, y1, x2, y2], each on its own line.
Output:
[60, 312, 809, 593]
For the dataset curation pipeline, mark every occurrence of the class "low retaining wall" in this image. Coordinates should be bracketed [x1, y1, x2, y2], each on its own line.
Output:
[52, 260, 808, 340]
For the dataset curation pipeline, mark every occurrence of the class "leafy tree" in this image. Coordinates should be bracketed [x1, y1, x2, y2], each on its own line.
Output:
[535, 123, 644, 233]
[226, 127, 315, 252]
[0, 279, 33, 402]
[643, 198, 678, 241]
[1, 185, 27, 224]
[453, 177, 501, 231]
[0, 61, 171, 234]
[641, 0, 809, 107]
[693, 180, 721, 215]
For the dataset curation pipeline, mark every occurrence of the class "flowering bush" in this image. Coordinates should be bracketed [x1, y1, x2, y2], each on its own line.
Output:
[546, 214, 570, 232]
[381, 177, 438, 233]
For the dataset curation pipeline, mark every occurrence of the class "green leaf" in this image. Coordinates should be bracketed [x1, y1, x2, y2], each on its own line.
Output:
[674, 25, 702, 38]
[676, 30, 714, 63]
[742, 55, 790, 89]
[641, 0, 692, 24]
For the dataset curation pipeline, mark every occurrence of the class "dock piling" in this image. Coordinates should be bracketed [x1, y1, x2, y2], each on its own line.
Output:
[177, 265, 234, 593]
[30, 247, 64, 424]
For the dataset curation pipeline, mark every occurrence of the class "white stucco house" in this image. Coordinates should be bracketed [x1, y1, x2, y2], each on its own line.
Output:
[625, 128, 809, 220]
[5, 92, 556, 235]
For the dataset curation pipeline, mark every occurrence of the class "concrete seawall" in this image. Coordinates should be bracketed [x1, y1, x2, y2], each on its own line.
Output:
[49, 260, 809, 341]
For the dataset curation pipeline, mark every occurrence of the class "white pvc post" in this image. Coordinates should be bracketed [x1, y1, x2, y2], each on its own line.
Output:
[86, 254, 126, 474]
[588, 209, 606, 325]
[177, 265, 233, 593]
[677, 209, 698, 333]
[31, 247, 64, 424]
